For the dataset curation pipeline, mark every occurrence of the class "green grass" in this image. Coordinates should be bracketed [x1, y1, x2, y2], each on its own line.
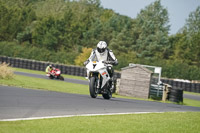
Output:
[0, 68, 200, 133]
[13, 68, 87, 81]
[0, 67, 199, 107]
[184, 91, 200, 96]
[183, 98, 200, 107]
[0, 74, 140, 100]
[0, 112, 200, 133]
[0, 75, 89, 95]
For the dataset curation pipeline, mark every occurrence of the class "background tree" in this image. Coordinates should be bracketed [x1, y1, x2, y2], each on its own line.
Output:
[0, 0, 200, 80]
[173, 6, 200, 66]
[75, 47, 92, 66]
[134, 0, 170, 60]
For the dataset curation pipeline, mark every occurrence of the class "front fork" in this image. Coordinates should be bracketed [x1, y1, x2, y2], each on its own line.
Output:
[90, 72, 112, 93]
[90, 73, 101, 89]
[97, 73, 101, 89]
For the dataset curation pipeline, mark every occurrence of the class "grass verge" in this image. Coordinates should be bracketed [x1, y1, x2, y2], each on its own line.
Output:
[1, 68, 200, 107]
[13, 68, 87, 81]
[184, 91, 200, 96]
[0, 75, 88, 95]
[1, 74, 200, 107]
[0, 112, 200, 133]
[183, 98, 200, 107]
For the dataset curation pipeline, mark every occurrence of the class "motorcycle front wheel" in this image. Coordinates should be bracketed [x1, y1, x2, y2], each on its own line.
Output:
[89, 77, 98, 98]
[49, 75, 54, 79]
[102, 89, 112, 99]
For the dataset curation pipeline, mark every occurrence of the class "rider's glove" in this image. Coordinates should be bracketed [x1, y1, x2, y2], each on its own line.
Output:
[113, 60, 118, 66]
[103, 60, 118, 66]
[84, 60, 89, 66]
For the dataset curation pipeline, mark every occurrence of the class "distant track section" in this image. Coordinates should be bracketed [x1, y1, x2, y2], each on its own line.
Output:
[14, 71, 88, 85]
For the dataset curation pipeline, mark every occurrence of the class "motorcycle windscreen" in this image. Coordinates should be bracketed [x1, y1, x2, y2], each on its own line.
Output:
[99, 69, 110, 88]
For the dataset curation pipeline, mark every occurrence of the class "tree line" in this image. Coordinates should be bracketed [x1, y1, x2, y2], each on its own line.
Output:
[0, 0, 199, 80]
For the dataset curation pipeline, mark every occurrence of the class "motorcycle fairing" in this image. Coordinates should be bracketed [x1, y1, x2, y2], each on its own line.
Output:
[99, 69, 110, 88]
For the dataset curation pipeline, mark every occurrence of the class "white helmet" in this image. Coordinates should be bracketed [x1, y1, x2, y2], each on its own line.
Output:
[97, 41, 107, 53]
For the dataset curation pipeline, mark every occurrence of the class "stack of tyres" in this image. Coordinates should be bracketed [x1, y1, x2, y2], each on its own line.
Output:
[65, 66, 71, 75]
[70, 66, 75, 75]
[0, 56, 2, 63]
[191, 83, 196, 93]
[197, 84, 200, 93]
[83, 67, 87, 77]
[114, 72, 121, 79]
[61, 65, 67, 75]
[35, 62, 40, 70]
[168, 80, 172, 86]
[44, 62, 48, 71]
[60, 65, 66, 74]
[168, 87, 183, 103]
[15, 59, 20, 67]
[27, 60, 32, 69]
[3, 56, 8, 63]
[75, 66, 80, 76]
[79, 67, 84, 77]
[10, 58, 15, 67]
[71, 66, 75, 75]
[31, 61, 35, 70]
[39, 62, 44, 71]
[185, 83, 191, 92]
[23, 60, 27, 69]
[19, 59, 24, 68]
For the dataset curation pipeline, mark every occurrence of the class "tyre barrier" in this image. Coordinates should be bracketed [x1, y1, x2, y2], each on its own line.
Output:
[160, 79, 200, 93]
[0, 56, 199, 92]
[168, 87, 183, 103]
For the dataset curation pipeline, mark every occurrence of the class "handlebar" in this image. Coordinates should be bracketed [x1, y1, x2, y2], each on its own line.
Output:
[102, 61, 116, 64]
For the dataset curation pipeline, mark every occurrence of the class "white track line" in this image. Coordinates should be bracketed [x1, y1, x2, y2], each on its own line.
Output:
[0, 112, 165, 121]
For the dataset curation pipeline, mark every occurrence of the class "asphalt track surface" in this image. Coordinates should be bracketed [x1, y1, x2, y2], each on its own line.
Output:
[183, 93, 200, 101]
[14, 71, 200, 101]
[0, 72, 200, 121]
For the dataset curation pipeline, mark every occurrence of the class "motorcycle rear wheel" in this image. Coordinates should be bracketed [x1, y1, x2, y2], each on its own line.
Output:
[59, 76, 64, 80]
[89, 77, 98, 98]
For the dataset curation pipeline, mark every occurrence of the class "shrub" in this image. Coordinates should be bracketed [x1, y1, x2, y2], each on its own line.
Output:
[0, 41, 77, 65]
[0, 62, 14, 79]
[75, 47, 92, 66]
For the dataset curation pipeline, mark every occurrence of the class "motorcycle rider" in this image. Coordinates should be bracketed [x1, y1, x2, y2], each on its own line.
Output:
[84, 41, 118, 84]
[45, 64, 54, 74]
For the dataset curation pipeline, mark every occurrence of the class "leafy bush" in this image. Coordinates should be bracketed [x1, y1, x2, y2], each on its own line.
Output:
[0, 62, 14, 79]
[0, 41, 77, 65]
[162, 60, 200, 80]
[75, 47, 92, 66]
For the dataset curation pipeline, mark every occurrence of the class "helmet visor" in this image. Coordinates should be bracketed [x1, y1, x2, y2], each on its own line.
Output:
[97, 47, 106, 53]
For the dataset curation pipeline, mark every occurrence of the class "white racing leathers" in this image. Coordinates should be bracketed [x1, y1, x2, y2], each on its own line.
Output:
[86, 48, 118, 77]
[88, 49, 117, 64]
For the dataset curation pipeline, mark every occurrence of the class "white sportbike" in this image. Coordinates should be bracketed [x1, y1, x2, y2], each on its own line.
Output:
[86, 60, 115, 99]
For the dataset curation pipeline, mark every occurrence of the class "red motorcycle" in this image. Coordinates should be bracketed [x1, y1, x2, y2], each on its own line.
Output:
[46, 68, 64, 80]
